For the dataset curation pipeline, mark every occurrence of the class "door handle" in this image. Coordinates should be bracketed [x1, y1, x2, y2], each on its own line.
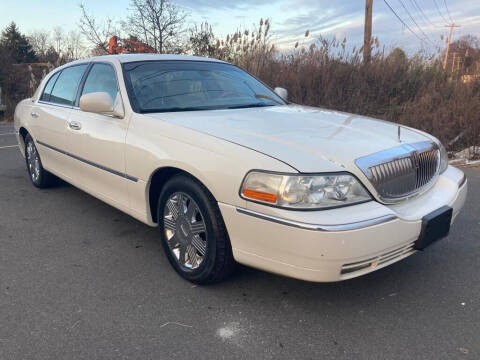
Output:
[69, 120, 82, 130]
[30, 112, 39, 118]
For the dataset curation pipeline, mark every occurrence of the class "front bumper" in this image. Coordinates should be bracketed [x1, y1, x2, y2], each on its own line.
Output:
[219, 166, 467, 282]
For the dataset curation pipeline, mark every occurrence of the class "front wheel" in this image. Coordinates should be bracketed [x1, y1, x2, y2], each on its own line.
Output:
[157, 175, 235, 284]
[24, 134, 58, 188]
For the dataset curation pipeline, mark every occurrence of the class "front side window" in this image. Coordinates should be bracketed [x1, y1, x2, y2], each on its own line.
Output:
[81, 63, 118, 101]
[49, 64, 88, 106]
[123, 61, 286, 113]
[39, 71, 60, 102]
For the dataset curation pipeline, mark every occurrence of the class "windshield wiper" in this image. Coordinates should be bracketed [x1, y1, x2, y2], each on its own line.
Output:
[140, 103, 275, 113]
[140, 106, 220, 113]
[226, 103, 275, 109]
[254, 94, 284, 105]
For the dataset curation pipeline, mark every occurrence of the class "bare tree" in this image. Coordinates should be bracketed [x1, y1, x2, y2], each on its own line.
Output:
[126, 0, 187, 53]
[28, 30, 50, 58]
[53, 27, 64, 54]
[63, 31, 86, 61]
[78, 3, 116, 54]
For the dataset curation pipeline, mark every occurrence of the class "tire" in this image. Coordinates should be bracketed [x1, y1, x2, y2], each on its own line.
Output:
[24, 134, 58, 188]
[157, 174, 235, 284]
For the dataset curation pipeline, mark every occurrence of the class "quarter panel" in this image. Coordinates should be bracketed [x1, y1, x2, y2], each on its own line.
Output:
[14, 99, 33, 157]
[125, 113, 296, 220]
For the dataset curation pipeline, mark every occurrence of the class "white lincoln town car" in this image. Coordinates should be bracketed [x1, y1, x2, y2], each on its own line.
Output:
[14, 54, 467, 283]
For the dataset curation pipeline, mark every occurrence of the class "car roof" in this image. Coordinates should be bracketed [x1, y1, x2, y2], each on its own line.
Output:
[69, 53, 227, 65]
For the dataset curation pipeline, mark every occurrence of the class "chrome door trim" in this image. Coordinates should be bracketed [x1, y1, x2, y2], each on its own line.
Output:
[236, 207, 397, 232]
[38, 100, 73, 109]
[36, 140, 138, 182]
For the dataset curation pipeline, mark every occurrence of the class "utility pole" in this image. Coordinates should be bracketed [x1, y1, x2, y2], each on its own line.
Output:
[364, 0, 373, 63]
[443, 23, 460, 70]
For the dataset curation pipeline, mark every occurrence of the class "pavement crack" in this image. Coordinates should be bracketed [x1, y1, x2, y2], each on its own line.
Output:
[159, 322, 193, 329]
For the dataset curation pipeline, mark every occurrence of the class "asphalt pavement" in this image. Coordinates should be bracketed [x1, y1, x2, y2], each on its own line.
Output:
[0, 123, 479, 359]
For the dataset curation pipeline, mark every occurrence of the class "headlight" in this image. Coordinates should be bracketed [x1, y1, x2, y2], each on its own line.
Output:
[240, 171, 371, 209]
[438, 141, 448, 174]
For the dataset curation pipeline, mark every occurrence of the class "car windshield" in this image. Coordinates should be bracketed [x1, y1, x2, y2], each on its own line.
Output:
[122, 60, 286, 113]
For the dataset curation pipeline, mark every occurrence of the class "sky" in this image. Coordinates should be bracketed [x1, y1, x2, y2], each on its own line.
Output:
[1, 0, 479, 53]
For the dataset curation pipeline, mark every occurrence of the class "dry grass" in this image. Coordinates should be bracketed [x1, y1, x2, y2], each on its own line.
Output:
[214, 21, 480, 151]
[3, 19, 479, 152]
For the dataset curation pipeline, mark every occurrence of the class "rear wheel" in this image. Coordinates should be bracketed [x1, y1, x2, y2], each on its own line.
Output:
[157, 175, 235, 284]
[24, 134, 58, 188]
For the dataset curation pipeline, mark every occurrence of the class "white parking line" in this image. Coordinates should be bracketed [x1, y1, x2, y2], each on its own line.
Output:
[0, 145, 18, 149]
[0, 133, 15, 136]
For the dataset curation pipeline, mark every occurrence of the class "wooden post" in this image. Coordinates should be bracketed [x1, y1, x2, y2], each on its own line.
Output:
[443, 24, 460, 70]
[364, 0, 373, 63]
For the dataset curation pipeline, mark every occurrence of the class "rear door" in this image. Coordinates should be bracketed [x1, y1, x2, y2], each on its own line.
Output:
[63, 62, 130, 208]
[32, 64, 88, 177]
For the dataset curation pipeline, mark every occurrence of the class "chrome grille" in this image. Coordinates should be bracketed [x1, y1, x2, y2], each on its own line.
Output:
[356, 141, 440, 202]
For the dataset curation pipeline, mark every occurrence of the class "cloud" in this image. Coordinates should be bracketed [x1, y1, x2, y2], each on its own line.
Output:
[176, 0, 282, 11]
[271, 0, 480, 52]
[272, 1, 363, 48]
[176, 0, 479, 53]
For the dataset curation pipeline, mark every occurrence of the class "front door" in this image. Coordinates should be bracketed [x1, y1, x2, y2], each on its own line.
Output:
[63, 62, 130, 208]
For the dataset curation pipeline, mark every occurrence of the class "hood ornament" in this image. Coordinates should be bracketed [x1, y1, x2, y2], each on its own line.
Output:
[397, 125, 402, 142]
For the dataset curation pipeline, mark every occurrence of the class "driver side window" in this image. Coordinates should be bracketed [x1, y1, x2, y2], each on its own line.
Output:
[81, 63, 118, 102]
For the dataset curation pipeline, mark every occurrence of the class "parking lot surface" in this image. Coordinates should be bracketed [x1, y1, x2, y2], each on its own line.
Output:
[0, 123, 479, 359]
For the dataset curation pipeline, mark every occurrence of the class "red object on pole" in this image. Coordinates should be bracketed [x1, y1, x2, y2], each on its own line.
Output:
[108, 36, 155, 55]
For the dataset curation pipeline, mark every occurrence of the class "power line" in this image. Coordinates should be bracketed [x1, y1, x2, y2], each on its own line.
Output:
[408, 0, 443, 28]
[383, 0, 429, 44]
[432, 0, 449, 24]
[397, 0, 435, 45]
[443, 0, 454, 24]
[407, 0, 430, 27]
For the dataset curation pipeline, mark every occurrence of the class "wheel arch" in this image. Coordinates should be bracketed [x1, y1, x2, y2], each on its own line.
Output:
[18, 127, 30, 155]
[147, 166, 217, 224]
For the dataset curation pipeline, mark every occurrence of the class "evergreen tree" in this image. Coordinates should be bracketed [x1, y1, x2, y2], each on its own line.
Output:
[0, 22, 38, 63]
[42, 46, 60, 65]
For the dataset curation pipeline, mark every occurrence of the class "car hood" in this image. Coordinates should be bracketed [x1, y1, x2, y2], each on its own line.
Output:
[145, 104, 430, 173]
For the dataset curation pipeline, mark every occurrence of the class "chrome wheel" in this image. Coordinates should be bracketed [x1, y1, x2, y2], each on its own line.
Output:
[163, 192, 208, 270]
[26, 140, 40, 182]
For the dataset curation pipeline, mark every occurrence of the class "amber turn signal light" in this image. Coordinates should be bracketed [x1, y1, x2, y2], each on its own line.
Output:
[242, 189, 277, 203]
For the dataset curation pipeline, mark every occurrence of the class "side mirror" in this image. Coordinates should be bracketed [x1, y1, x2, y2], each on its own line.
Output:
[79, 92, 124, 118]
[274, 87, 288, 101]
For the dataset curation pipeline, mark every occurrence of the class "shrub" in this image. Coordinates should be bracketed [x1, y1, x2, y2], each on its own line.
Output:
[214, 23, 480, 151]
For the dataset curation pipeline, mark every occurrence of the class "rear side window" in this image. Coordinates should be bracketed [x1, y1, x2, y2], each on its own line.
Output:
[49, 65, 88, 106]
[81, 63, 118, 101]
[40, 71, 60, 102]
